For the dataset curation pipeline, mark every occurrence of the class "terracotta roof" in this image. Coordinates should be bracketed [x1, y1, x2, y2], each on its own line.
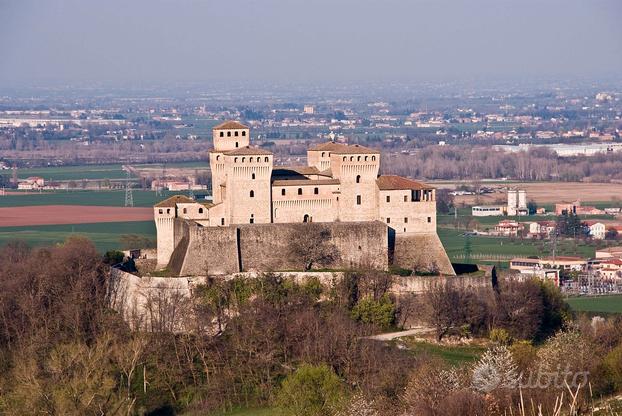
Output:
[154, 195, 195, 207]
[213, 120, 248, 130]
[272, 179, 340, 186]
[318, 168, 333, 177]
[376, 175, 432, 191]
[223, 146, 273, 156]
[272, 166, 321, 176]
[308, 142, 379, 154]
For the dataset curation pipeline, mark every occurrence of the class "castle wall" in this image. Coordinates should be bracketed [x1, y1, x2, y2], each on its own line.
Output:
[378, 190, 436, 234]
[172, 220, 388, 275]
[271, 182, 339, 223]
[392, 233, 455, 275]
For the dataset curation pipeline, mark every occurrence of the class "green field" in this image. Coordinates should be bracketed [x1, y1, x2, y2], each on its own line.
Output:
[403, 338, 486, 365]
[566, 295, 622, 314]
[16, 164, 127, 181]
[438, 228, 596, 263]
[0, 221, 156, 253]
[0, 190, 186, 208]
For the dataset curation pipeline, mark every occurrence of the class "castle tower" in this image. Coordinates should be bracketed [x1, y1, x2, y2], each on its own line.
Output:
[210, 121, 250, 204]
[329, 145, 380, 222]
[518, 190, 527, 209]
[223, 148, 273, 225]
[153, 195, 195, 267]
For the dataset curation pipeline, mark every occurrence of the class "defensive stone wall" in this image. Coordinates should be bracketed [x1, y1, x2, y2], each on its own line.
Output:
[392, 233, 455, 275]
[171, 220, 389, 276]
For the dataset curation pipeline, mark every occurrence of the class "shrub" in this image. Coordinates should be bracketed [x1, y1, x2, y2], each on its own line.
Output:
[350, 295, 395, 330]
[276, 364, 345, 416]
[103, 250, 125, 265]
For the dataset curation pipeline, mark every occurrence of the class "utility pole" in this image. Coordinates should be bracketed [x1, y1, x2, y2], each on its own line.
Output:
[124, 171, 134, 207]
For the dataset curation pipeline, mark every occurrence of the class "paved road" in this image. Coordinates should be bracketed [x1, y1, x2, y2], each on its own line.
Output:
[367, 326, 433, 341]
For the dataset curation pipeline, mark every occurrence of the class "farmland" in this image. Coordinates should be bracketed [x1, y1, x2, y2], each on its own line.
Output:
[0, 190, 184, 208]
[566, 295, 622, 314]
[0, 221, 156, 253]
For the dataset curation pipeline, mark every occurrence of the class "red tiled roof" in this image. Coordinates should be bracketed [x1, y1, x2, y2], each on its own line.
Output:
[213, 120, 248, 130]
[154, 195, 195, 207]
[376, 175, 432, 191]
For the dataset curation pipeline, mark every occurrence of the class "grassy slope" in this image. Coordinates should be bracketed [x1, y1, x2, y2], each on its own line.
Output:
[403, 338, 486, 366]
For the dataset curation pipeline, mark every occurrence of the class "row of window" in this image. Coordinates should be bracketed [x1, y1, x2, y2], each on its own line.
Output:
[342, 155, 376, 162]
[219, 130, 247, 137]
[385, 217, 432, 224]
[214, 155, 270, 163]
[158, 207, 205, 215]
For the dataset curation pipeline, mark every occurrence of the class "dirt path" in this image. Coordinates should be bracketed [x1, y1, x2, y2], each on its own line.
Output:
[366, 326, 433, 341]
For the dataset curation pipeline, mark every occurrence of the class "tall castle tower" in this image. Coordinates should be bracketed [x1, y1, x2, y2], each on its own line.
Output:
[209, 121, 250, 204]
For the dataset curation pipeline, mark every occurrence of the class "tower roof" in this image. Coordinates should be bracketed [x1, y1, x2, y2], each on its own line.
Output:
[154, 195, 196, 207]
[213, 120, 249, 130]
[376, 175, 432, 191]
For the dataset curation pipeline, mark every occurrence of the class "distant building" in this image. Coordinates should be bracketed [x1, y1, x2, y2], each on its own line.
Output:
[472, 206, 503, 216]
[492, 220, 521, 237]
[527, 221, 556, 238]
[510, 256, 586, 273]
[303, 105, 315, 115]
[17, 176, 45, 190]
[471, 189, 527, 217]
[555, 200, 605, 216]
[584, 221, 606, 239]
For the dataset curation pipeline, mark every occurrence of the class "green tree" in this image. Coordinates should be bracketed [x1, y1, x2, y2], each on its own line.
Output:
[350, 295, 395, 330]
[276, 364, 345, 416]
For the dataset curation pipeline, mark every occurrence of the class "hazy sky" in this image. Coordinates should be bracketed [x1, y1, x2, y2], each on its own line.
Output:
[1, 0, 621, 87]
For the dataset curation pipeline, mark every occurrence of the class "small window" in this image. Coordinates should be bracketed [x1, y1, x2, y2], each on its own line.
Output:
[356, 195, 361, 205]
[298, 188, 303, 195]
[216, 155, 220, 161]
[365, 156, 368, 161]
[158, 209, 163, 214]
[404, 217, 408, 223]
[350, 156, 354, 161]
[166, 208, 170, 214]
[404, 195, 408, 202]
[281, 188, 286, 196]
[235, 142, 239, 148]
[221, 218, 225, 225]
[235, 131, 239, 136]
[234, 157, 238, 163]
[427, 217, 432, 223]
[372, 156, 376, 161]
[321, 152, 325, 157]
[250, 190, 255, 198]
[242, 157, 245, 162]
[356, 175, 361, 184]
[242, 131, 246, 136]
[183, 208, 187, 214]
[314, 187, 319, 195]
[265, 157, 269, 162]
[387, 217, 391, 224]
[250, 218, 254, 224]
[386, 196, 390, 203]
[357, 156, 361, 161]
[219, 131, 224, 137]
[252, 173, 256, 180]
[343, 157, 346, 161]
[199, 208, 204, 214]
[227, 131, 231, 137]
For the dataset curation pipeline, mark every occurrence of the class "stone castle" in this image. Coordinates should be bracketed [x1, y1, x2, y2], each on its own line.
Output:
[154, 121, 454, 275]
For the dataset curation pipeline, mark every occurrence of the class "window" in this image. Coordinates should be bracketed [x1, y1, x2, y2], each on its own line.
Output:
[234, 131, 239, 136]
[427, 217, 432, 223]
[235, 142, 239, 148]
[158, 209, 163, 214]
[242, 131, 246, 136]
[216, 155, 220, 161]
[314, 187, 319, 195]
[343, 157, 346, 161]
[199, 208, 204, 214]
[386, 196, 390, 203]
[356, 175, 361, 183]
[404, 217, 408, 223]
[265, 157, 269, 162]
[372, 156, 376, 161]
[183, 208, 187, 214]
[250, 214, 254, 224]
[234, 157, 238, 163]
[242, 157, 245, 162]
[250, 190, 255, 198]
[221, 218, 225, 225]
[227, 131, 231, 137]
[404, 195, 408, 202]
[350, 156, 354, 161]
[321, 152, 325, 157]
[219, 132, 224, 137]
[298, 188, 302, 195]
[386, 217, 391, 223]
[357, 156, 361, 161]
[252, 173, 256, 180]
[356, 195, 361, 205]
[365, 156, 368, 161]
[166, 209, 170, 214]
[281, 188, 286, 196]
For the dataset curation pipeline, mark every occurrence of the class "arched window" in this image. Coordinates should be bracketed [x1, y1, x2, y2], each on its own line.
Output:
[372, 156, 376, 161]
[281, 188, 286, 196]
[219, 132, 224, 137]
[166, 209, 171, 214]
[364, 156, 368, 161]
[158, 209, 163, 214]
[234, 157, 238, 163]
[242, 131, 246, 136]
[235, 131, 239, 137]
[357, 156, 361, 161]
[227, 131, 231, 137]
[298, 188, 302, 195]
[314, 187, 319, 194]
[199, 208, 204, 214]
[342, 157, 346, 161]
[216, 155, 220, 161]
[183, 208, 187, 214]
[321, 152, 325, 157]
[242, 157, 245, 162]
[350, 156, 354, 161]
[252, 173, 256, 180]
[356, 175, 361, 183]
[264, 157, 269, 162]
[250, 190, 255, 198]
[303, 214, 310, 223]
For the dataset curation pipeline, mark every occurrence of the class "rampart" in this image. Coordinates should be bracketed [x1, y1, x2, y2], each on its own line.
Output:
[170, 220, 389, 276]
